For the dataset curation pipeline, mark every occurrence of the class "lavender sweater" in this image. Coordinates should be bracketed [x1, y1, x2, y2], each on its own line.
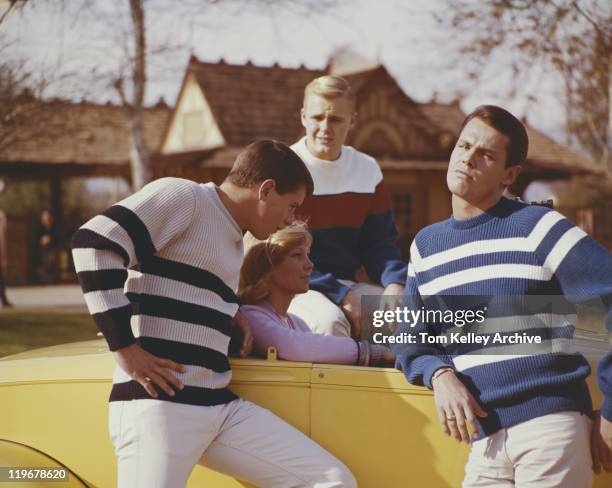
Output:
[241, 301, 391, 365]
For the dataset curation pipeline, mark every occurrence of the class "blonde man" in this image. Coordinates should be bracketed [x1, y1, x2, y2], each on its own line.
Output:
[289, 75, 407, 339]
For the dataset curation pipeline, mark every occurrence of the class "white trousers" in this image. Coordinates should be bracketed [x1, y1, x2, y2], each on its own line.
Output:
[109, 398, 356, 488]
[463, 411, 592, 488]
[288, 281, 383, 338]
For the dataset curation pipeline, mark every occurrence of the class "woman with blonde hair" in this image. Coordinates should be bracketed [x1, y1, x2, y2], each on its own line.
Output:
[239, 222, 393, 366]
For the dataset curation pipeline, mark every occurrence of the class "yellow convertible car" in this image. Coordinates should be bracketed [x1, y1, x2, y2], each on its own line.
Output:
[1, 338, 610, 487]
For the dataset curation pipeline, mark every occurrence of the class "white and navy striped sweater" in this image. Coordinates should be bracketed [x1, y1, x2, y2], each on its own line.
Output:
[393, 197, 612, 436]
[72, 177, 243, 406]
[291, 137, 407, 304]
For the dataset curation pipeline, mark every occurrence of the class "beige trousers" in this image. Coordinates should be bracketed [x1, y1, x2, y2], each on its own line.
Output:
[288, 280, 383, 338]
[463, 410, 592, 488]
[109, 398, 356, 488]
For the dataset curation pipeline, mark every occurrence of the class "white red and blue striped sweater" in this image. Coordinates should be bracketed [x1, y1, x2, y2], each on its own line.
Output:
[71, 177, 243, 406]
[393, 197, 612, 436]
[291, 137, 407, 304]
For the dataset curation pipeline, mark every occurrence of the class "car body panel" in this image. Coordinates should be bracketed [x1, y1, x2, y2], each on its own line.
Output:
[1, 339, 610, 487]
[0, 441, 87, 487]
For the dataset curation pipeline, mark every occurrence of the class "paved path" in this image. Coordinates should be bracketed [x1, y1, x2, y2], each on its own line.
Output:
[5, 284, 86, 310]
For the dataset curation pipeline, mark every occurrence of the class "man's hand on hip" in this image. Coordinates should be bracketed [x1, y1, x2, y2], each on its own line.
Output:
[432, 368, 488, 444]
[113, 343, 186, 398]
[341, 290, 362, 339]
[591, 411, 612, 474]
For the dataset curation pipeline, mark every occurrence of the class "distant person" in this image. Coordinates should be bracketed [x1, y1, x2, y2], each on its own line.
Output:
[0, 210, 11, 307]
[393, 105, 612, 486]
[35, 210, 61, 283]
[239, 222, 394, 366]
[290, 75, 407, 339]
[72, 140, 356, 488]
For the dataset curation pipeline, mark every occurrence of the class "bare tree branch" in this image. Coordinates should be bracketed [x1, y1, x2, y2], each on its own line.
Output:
[0, 0, 26, 25]
[4, 0, 343, 190]
[439, 0, 611, 173]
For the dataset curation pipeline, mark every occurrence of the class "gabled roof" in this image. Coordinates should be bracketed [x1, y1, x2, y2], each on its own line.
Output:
[186, 58, 601, 175]
[2, 58, 600, 179]
[189, 56, 324, 146]
[524, 129, 602, 174]
[344, 65, 443, 141]
[0, 99, 170, 167]
[419, 101, 466, 135]
[187, 59, 444, 159]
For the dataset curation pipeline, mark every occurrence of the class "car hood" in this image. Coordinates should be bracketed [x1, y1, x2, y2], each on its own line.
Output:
[0, 340, 311, 385]
[1, 339, 110, 361]
[0, 339, 115, 385]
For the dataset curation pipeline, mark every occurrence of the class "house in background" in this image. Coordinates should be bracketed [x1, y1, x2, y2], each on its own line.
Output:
[0, 98, 170, 284]
[0, 55, 605, 284]
[156, 55, 604, 258]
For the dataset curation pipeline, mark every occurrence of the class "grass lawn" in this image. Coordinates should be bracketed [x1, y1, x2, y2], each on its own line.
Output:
[0, 308, 98, 358]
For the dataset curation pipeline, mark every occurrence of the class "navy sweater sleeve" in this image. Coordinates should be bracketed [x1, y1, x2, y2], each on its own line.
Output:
[309, 267, 351, 305]
[392, 252, 453, 389]
[537, 219, 612, 420]
[358, 181, 407, 287]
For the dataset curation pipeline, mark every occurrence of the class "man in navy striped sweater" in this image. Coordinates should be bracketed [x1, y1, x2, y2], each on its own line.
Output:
[72, 140, 356, 487]
[393, 106, 612, 486]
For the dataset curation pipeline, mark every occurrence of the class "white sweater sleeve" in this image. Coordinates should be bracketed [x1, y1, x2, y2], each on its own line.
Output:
[71, 177, 196, 350]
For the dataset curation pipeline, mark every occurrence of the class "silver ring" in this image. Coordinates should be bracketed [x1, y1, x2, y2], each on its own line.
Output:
[446, 416, 456, 421]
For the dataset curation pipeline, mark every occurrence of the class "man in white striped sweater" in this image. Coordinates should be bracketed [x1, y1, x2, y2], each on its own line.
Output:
[393, 106, 612, 486]
[72, 140, 356, 488]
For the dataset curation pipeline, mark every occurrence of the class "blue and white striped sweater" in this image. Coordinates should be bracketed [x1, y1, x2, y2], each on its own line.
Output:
[394, 197, 612, 436]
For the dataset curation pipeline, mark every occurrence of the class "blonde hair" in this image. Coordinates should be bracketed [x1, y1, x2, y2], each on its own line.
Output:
[303, 75, 355, 109]
[239, 221, 312, 304]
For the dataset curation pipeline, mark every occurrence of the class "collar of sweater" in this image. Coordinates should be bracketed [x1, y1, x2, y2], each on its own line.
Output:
[294, 137, 347, 169]
[449, 197, 518, 230]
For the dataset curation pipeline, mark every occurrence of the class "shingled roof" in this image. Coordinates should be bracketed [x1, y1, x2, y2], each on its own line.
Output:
[2, 58, 600, 179]
[185, 57, 600, 175]
[343, 66, 443, 143]
[188, 59, 441, 148]
[0, 98, 170, 168]
[189, 56, 324, 146]
[182, 59, 445, 161]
